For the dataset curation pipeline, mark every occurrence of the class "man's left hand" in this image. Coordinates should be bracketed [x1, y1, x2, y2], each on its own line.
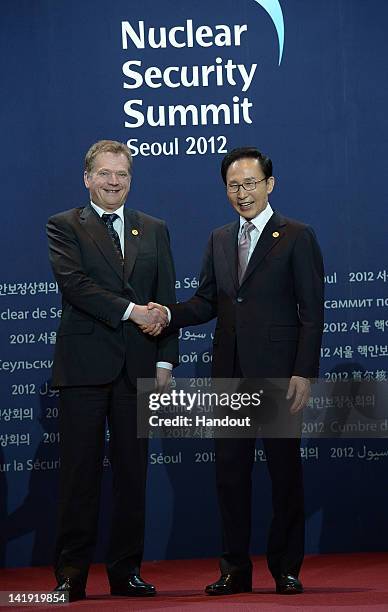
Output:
[286, 376, 311, 414]
[156, 367, 172, 392]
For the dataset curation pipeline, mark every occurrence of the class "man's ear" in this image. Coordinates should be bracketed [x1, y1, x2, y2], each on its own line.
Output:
[267, 176, 275, 195]
[83, 171, 90, 189]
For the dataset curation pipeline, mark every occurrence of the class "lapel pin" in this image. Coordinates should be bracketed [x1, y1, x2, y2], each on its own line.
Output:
[131, 229, 139, 236]
[272, 231, 280, 238]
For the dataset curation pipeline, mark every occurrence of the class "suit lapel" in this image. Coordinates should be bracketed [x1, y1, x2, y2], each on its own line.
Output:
[124, 208, 143, 280]
[220, 221, 240, 292]
[241, 211, 287, 286]
[79, 205, 123, 281]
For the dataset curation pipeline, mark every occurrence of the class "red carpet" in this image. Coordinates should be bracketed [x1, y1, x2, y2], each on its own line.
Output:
[1, 553, 387, 611]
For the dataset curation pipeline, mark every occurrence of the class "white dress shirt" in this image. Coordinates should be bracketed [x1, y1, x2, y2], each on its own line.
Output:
[238, 202, 274, 262]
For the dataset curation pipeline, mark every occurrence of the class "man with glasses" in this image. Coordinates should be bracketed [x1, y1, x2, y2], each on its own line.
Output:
[47, 140, 178, 600]
[145, 147, 324, 595]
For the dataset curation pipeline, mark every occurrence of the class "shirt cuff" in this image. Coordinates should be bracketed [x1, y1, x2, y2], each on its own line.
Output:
[122, 302, 135, 320]
[156, 362, 173, 370]
[164, 306, 171, 324]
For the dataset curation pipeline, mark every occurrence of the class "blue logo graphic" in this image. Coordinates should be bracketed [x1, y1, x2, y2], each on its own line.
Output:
[253, 0, 284, 65]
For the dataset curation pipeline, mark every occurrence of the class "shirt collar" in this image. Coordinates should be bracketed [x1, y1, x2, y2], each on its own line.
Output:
[90, 201, 125, 222]
[239, 203, 273, 233]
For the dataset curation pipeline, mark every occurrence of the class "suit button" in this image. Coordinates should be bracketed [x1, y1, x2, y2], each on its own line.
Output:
[236, 297, 244, 303]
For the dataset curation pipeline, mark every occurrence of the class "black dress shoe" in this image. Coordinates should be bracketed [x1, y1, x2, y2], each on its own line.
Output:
[275, 574, 303, 594]
[205, 573, 252, 596]
[53, 577, 86, 602]
[110, 574, 156, 597]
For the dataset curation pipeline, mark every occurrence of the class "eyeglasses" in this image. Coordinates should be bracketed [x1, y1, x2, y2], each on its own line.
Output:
[95, 170, 130, 181]
[227, 178, 267, 193]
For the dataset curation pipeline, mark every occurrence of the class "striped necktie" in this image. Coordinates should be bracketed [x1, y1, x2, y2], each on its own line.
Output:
[102, 213, 123, 260]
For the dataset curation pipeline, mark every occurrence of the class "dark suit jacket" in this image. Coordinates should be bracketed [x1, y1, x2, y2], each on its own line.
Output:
[47, 204, 178, 387]
[169, 211, 324, 379]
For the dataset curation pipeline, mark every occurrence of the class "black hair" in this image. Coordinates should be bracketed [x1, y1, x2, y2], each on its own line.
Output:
[221, 147, 273, 184]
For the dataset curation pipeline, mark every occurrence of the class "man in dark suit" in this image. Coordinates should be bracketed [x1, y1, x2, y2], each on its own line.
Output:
[47, 140, 178, 601]
[146, 147, 324, 595]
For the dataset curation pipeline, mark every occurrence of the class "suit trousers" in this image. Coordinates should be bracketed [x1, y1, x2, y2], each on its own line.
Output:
[54, 368, 148, 583]
[215, 351, 305, 579]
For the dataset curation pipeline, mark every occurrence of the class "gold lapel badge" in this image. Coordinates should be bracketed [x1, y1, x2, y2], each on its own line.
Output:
[272, 231, 280, 238]
[131, 229, 139, 236]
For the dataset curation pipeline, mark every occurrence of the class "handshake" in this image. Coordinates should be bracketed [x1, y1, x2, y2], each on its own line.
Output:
[129, 302, 168, 336]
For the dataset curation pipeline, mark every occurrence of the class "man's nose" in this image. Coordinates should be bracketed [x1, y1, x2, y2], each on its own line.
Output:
[237, 186, 248, 199]
[108, 172, 119, 184]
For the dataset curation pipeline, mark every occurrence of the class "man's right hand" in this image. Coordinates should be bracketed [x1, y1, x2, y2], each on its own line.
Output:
[137, 302, 168, 336]
[129, 304, 167, 334]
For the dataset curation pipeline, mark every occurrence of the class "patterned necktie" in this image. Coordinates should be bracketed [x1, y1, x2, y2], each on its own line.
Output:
[102, 213, 123, 260]
[238, 221, 255, 284]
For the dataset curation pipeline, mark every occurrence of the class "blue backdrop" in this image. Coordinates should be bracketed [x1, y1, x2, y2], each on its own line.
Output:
[1, 0, 387, 568]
